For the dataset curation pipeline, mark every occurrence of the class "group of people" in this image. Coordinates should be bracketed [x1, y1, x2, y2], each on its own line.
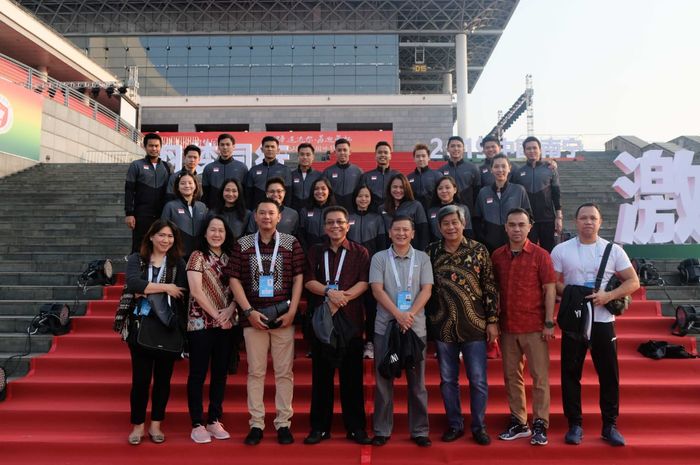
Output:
[122, 132, 639, 449]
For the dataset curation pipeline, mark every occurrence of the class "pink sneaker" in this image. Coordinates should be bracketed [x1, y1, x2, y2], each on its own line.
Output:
[206, 421, 231, 440]
[191, 425, 212, 444]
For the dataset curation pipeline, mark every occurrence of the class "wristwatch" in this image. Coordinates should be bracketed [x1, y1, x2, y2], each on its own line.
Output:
[242, 307, 254, 318]
[544, 320, 556, 329]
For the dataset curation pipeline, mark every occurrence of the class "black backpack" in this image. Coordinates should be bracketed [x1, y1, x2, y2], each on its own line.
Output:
[638, 340, 696, 359]
[632, 258, 663, 286]
[678, 258, 700, 284]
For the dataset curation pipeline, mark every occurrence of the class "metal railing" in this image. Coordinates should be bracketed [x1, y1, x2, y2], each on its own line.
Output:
[80, 151, 142, 164]
[0, 52, 140, 143]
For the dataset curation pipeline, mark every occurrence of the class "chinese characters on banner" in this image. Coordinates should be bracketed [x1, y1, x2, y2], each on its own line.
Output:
[428, 136, 584, 161]
[613, 150, 700, 244]
[155, 131, 392, 172]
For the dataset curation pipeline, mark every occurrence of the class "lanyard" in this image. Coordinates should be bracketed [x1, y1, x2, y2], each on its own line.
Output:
[148, 257, 166, 283]
[389, 247, 415, 292]
[254, 231, 280, 275]
[324, 248, 347, 285]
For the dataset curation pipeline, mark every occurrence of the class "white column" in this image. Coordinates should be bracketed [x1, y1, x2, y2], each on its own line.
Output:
[455, 33, 468, 139]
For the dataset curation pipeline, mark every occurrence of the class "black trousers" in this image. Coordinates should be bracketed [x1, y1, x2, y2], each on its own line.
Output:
[528, 220, 555, 252]
[132, 215, 159, 253]
[561, 322, 619, 428]
[187, 327, 235, 426]
[309, 336, 366, 433]
[129, 342, 178, 425]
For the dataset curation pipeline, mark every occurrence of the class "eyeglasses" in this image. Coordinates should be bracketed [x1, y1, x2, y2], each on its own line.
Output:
[324, 220, 348, 226]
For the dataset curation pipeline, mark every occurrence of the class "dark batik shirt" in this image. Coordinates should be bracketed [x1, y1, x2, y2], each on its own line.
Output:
[426, 237, 498, 343]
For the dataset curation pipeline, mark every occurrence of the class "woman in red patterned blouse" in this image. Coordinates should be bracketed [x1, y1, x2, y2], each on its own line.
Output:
[186, 215, 237, 444]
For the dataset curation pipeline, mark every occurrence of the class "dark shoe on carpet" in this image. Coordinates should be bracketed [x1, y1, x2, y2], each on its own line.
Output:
[277, 426, 294, 445]
[564, 425, 583, 445]
[441, 427, 464, 442]
[371, 435, 390, 446]
[530, 419, 548, 446]
[498, 416, 531, 441]
[244, 427, 263, 446]
[346, 430, 372, 445]
[304, 430, 330, 445]
[411, 436, 432, 447]
[601, 425, 625, 447]
[472, 429, 491, 445]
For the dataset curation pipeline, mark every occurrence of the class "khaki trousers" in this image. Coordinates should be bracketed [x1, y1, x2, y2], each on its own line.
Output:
[243, 325, 295, 430]
[501, 331, 550, 427]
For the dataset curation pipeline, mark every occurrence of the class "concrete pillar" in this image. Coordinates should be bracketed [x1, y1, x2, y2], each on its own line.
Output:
[455, 33, 468, 139]
[442, 72, 453, 94]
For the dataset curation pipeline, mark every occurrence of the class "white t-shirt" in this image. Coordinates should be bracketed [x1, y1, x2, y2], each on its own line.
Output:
[551, 237, 632, 323]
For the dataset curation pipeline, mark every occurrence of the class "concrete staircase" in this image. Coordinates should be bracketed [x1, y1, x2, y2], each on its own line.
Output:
[0, 163, 129, 379]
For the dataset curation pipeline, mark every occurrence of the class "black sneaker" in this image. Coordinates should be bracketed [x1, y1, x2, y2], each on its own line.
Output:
[498, 416, 531, 441]
[530, 419, 548, 446]
[244, 427, 263, 446]
[277, 426, 294, 445]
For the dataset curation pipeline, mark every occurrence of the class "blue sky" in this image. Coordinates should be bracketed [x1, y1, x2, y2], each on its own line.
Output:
[468, 0, 700, 150]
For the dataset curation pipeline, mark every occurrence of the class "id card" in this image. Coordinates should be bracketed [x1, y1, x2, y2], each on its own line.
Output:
[259, 275, 274, 297]
[327, 284, 339, 291]
[397, 291, 412, 312]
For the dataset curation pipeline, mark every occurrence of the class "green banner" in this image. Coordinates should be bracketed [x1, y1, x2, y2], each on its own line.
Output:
[0, 79, 43, 161]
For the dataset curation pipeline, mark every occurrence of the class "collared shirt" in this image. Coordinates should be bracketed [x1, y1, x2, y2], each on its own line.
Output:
[491, 239, 556, 333]
[426, 237, 498, 343]
[305, 238, 370, 334]
[369, 245, 434, 337]
[225, 230, 304, 326]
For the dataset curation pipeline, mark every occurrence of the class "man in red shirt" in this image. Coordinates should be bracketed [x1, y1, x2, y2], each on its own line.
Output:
[491, 208, 556, 446]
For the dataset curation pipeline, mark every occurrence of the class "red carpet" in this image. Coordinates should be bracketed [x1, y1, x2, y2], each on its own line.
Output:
[1, 278, 699, 465]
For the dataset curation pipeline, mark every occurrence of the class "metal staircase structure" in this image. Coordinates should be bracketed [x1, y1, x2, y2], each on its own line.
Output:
[488, 74, 534, 139]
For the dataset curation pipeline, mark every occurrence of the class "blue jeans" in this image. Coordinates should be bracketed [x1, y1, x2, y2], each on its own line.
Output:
[435, 340, 488, 432]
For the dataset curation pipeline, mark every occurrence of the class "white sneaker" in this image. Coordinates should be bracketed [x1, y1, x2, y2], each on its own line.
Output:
[206, 421, 231, 440]
[363, 342, 374, 359]
[191, 425, 212, 444]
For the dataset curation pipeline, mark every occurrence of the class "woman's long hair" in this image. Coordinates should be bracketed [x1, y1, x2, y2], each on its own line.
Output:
[307, 177, 337, 209]
[384, 173, 415, 216]
[139, 219, 184, 264]
[196, 214, 235, 258]
[217, 178, 248, 221]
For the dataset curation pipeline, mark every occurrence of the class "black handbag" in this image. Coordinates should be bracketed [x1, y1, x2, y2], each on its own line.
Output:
[135, 313, 184, 353]
[258, 300, 290, 329]
[148, 293, 177, 329]
[597, 243, 630, 316]
[557, 285, 593, 341]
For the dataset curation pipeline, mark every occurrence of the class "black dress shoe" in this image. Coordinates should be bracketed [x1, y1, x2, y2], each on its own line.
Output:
[441, 428, 465, 442]
[411, 436, 432, 447]
[244, 427, 263, 446]
[277, 426, 294, 445]
[371, 435, 390, 446]
[472, 428, 491, 446]
[304, 430, 330, 445]
[346, 430, 372, 445]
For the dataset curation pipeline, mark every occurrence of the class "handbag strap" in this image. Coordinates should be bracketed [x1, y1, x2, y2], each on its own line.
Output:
[594, 243, 614, 291]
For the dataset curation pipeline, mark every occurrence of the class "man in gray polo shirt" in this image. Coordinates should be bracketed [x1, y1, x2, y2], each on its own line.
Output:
[369, 216, 434, 448]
